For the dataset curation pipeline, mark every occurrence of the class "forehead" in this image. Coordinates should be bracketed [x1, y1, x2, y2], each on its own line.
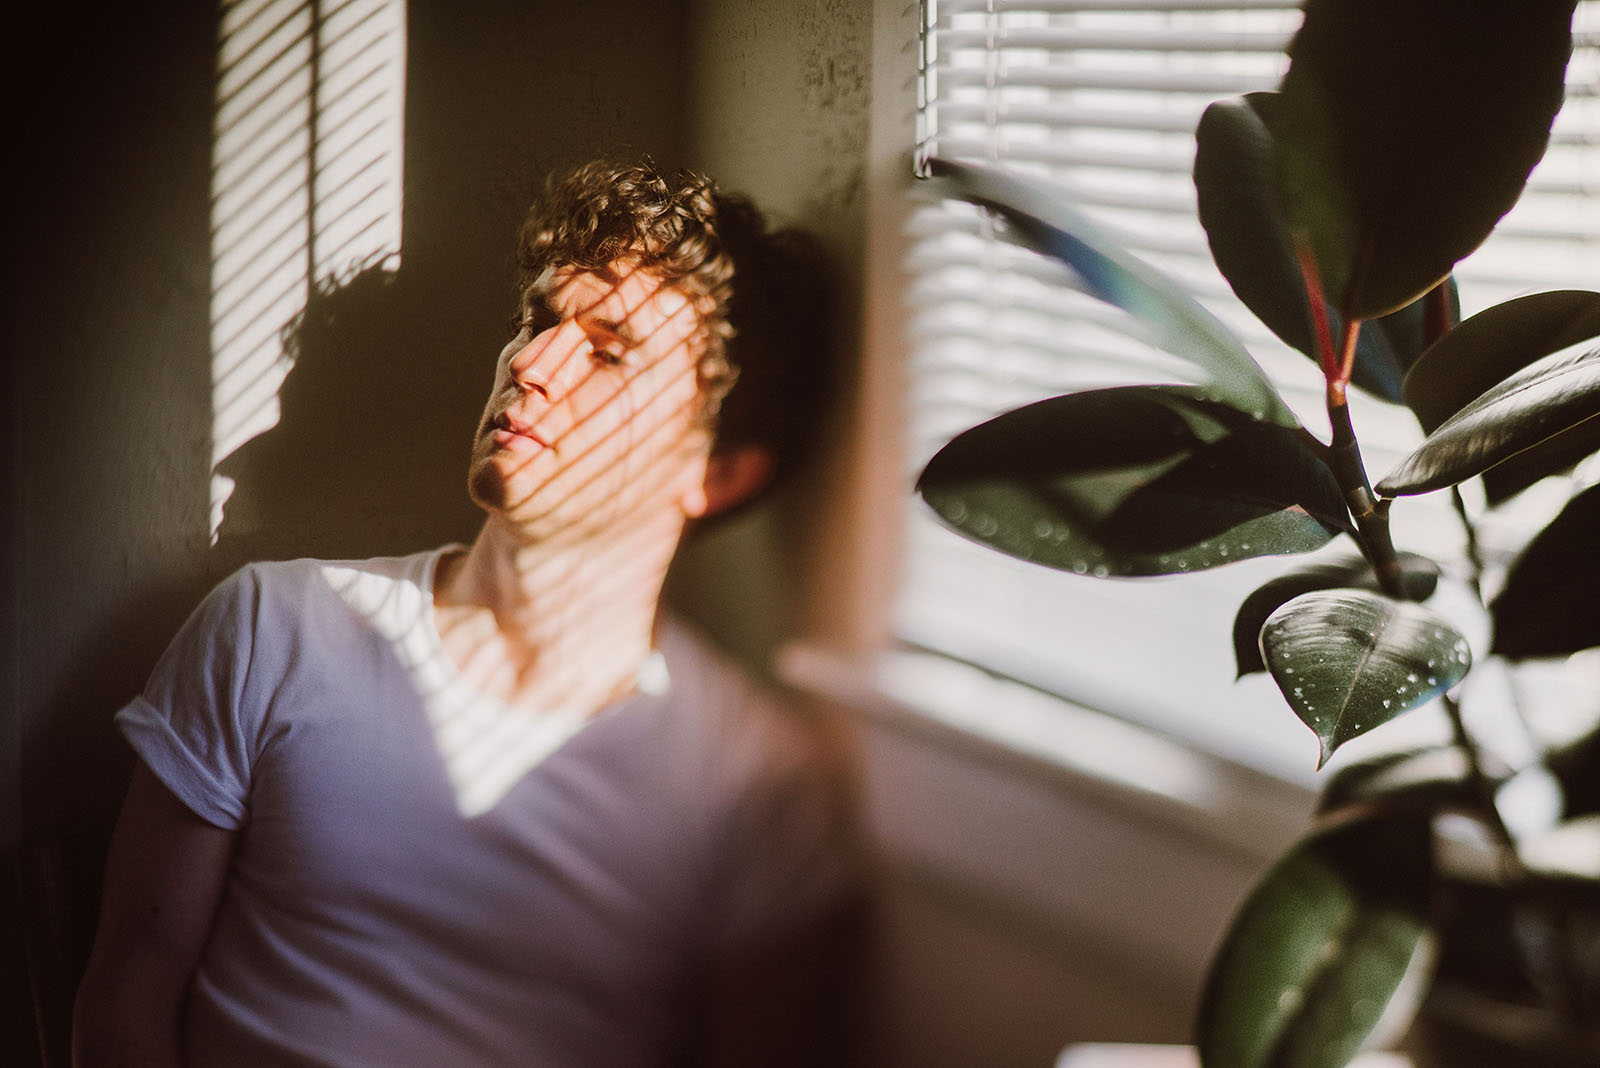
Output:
[541, 263, 700, 333]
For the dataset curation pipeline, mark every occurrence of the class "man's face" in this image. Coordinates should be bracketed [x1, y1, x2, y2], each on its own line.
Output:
[466, 262, 713, 538]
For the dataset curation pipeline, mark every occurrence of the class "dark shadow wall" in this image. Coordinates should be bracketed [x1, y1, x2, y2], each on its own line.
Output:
[6, 1, 693, 1062]
[9, 6, 220, 1059]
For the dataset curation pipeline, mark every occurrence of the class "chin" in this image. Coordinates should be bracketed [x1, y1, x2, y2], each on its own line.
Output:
[466, 460, 513, 515]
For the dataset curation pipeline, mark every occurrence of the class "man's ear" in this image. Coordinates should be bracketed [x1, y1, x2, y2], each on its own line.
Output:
[684, 445, 775, 519]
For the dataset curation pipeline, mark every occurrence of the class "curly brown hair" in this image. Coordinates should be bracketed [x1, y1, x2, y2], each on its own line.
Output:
[516, 158, 837, 492]
[517, 159, 738, 413]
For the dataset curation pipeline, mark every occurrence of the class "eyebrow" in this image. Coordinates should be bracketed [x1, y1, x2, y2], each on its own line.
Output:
[537, 269, 651, 346]
[523, 287, 559, 322]
[586, 314, 640, 346]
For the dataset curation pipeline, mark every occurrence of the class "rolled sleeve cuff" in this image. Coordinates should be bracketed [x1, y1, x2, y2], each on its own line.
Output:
[116, 696, 250, 830]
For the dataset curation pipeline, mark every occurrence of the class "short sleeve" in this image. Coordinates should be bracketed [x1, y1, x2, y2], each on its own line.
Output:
[115, 567, 267, 830]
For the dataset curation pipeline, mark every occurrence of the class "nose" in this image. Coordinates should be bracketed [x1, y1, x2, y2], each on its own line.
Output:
[507, 320, 583, 400]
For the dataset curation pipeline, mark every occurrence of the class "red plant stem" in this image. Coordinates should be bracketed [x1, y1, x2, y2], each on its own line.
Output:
[1337, 317, 1362, 392]
[1294, 233, 1407, 594]
[1295, 237, 1340, 382]
[1423, 275, 1456, 346]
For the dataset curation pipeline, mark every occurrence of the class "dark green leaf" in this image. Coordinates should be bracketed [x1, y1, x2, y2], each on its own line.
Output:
[917, 386, 1350, 577]
[1479, 417, 1600, 507]
[1405, 292, 1600, 431]
[1355, 280, 1460, 407]
[1194, 93, 1458, 403]
[1403, 290, 1600, 503]
[1315, 746, 1477, 819]
[1194, 96, 1307, 362]
[1233, 554, 1440, 678]
[1260, 590, 1470, 768]
[1491, 482, 1600, 659]
[1197, 812, 1434, 1068]
[1378, 339, 1600, 497]
[1273, 0, 1574, 319]
[1548, 722, 1600, 820]
[926, 157, 1297, 427]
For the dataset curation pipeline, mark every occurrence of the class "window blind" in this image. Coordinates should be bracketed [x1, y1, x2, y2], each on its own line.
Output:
[897, 0, 1600, 781]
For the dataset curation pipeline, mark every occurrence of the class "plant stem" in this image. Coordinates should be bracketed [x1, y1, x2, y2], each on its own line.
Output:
[1441, 692, 1522, 865]
[1337, 306, 1362, 386]
[1295, 233, 1410, 597]
[1325, 392, 1407, 599]
[1447, 487, 1485, 601]
[1450, 490, 1548, 775]
[1294, 236, 1340, 383]
[1423, 275, 1456, 345]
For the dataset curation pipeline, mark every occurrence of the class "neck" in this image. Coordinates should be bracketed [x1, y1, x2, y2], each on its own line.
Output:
[433, 510, 686, 714]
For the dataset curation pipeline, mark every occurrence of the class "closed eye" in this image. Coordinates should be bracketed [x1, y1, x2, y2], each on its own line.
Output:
[585, 323, 633, 368]
[516, 299, 561, 338]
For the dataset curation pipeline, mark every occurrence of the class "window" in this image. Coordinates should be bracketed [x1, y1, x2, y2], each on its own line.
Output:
[897, 0, 1600, 782]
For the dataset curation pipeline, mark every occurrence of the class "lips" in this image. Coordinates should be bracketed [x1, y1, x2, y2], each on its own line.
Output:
[493, 412, 553, 449]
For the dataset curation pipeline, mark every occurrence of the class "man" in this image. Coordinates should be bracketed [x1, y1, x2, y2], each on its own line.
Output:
[73, 160, 862, 1067]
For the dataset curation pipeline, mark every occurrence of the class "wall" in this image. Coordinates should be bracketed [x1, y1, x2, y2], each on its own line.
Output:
[10, 8, 221, 1056]
[665, 0, 879, 667]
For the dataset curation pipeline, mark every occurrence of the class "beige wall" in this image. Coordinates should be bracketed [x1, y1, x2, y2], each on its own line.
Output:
[666, 0, 881, 665]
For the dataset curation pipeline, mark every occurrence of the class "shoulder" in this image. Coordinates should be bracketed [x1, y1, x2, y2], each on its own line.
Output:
[223, 548, 442, 617]
[162, 550, 442, 669]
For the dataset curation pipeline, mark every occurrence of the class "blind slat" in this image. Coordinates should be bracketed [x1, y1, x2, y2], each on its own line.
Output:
[939, 0, 1299, 13]
[935, 64, 1280, 93]
[930, 137, 1199, 174]
[934, 100, 1209, 133]
[936, 97, 1600, 151]
[937, 27, 1293, 52]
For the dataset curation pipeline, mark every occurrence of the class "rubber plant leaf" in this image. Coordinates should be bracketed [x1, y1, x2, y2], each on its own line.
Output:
[1259, 590, 1470, 769]
[1272, 0, 1574, 319]
[917, 386, 1350, 577]
[926, 157, 1297, 427]
[1194, 92, 1458, 403]
[1377, 337, 1600, 497]
[1232, 553, 1439, 678]
[1403, 289, 1600, 503]
[1196, 811, 1434, 1068]
[1490, 481, 1600, 660]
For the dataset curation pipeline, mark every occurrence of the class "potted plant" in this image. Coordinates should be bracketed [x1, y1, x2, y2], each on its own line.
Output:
[913, 1, 1600, 1065]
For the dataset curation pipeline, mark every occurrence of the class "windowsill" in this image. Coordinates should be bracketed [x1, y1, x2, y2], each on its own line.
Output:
[778, 640, 1316, 867]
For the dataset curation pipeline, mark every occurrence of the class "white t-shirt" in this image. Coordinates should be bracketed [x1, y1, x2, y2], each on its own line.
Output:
[117, 548, 860, 1068]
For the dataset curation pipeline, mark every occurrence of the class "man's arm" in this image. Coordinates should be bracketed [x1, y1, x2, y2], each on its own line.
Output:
[73, 763, 237, 1068]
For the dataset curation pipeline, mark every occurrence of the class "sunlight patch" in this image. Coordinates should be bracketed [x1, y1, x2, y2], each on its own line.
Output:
[209, 0, 407, 540]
